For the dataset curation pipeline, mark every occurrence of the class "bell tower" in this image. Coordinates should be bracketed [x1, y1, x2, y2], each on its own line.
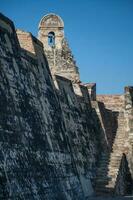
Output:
[38, 13, 80, 83]
[38, 13, 64, 50]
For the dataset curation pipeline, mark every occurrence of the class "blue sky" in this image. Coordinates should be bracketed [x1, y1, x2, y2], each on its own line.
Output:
[1, 0, 133, 94]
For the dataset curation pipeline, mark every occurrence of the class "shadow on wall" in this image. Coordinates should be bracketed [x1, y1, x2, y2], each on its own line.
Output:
[55, 75, 107, 196]
[115, 153, 133, 196]
[94, 103, 119, 195]
[98, 102, 119, 150]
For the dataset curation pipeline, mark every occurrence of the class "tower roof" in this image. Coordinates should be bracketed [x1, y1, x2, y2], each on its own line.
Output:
[38, 13, 64, 29]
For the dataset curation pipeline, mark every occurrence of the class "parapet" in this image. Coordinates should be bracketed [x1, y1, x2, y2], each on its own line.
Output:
[84, 83, 96, 101]
[55, 75, 74, 92]
[0, 13, 15, 33]
[16, 29, 49, 67]
[17, 29, 43, 55]
[79, 84, 91, 105]
[17, 30, 35, 55]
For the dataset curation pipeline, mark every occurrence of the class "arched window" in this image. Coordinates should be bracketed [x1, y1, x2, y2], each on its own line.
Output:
[48, 32, 55, 47]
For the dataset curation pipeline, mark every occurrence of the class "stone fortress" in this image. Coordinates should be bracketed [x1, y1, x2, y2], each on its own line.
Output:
[0, 12, 133, 199]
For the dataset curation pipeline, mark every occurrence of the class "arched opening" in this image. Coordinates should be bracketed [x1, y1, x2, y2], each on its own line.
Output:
[48, 32, 55, 47]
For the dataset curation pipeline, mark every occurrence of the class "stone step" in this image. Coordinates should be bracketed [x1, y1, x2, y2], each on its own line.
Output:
[113, 135, 125, 137]
[110, 152, 123, 156]
[110, 155, 123, 158]
[109, 158, 122, 162]
[109, 156, 122, 160]
[108, 164, 121, 169]
[112, 145, 125, 148]
[113, 134, 125, 137]
[107, 173, 118, 178]
[112, 148, 125, 151]
[106, 182, 117, 188]
[112, 141, 125, 144]
[113, 134, 126, 137]
[112, 140, 125, 143]
[94, 112, 126, 196]
[108, 168, 119, 172]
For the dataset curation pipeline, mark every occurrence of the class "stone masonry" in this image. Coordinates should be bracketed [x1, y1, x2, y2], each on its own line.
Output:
[0, 12, 132, 199]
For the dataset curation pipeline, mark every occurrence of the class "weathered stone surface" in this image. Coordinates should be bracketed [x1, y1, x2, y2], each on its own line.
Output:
[94, 93, 133, 196]
[124, 87, 133, 179]
[0, 13, 103, 199]
[0, 12, 133, 199]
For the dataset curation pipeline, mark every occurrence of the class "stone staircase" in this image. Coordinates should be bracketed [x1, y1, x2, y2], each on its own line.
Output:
[95, 111, 126, 195]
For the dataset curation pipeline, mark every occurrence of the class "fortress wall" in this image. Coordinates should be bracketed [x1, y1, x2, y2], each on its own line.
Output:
[1, 12, 132, 198]
[72, 83, 91, 110]
[79, 84, 91, 104]
[0, 13, 80, 199]
[84, 83, 96, 101]
[16, 30, 36, 54]
[91, 101, 110, 150]
[0, 13, 56, 199]
[0, 13, 102, 199]
[18, 33, 86, 200]
[56, 75, 104, 197]
[17, 29, 52, 79]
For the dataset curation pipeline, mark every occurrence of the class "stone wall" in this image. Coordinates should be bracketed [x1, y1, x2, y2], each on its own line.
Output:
[0, 13, 102, 199]
[84, 83, 96, 101]
[97, 95, 124, 111]
[0, 13, 74, 199]
[125, 87, 133, 185]
[0, 12, 133, 199]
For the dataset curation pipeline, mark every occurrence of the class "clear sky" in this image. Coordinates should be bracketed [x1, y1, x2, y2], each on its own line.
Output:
[1, 0, 133, 94]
